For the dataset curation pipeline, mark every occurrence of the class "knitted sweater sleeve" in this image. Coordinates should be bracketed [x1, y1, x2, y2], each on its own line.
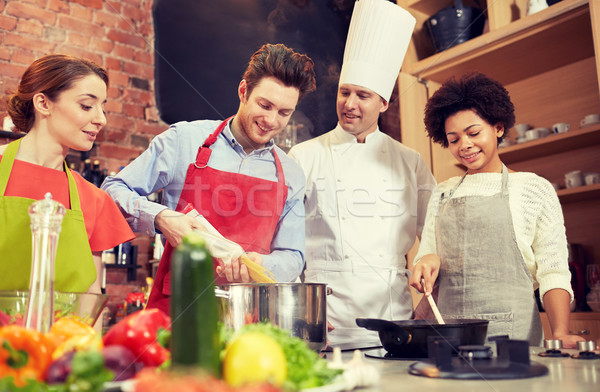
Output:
[512, 175, 573, 304]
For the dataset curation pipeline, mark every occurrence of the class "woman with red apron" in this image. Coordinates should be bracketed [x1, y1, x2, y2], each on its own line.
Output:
[147, 118, 288, 314]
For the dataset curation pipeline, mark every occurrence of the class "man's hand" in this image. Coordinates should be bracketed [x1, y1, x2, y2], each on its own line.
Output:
[215, 252, 263, 283]
[155, 209, 205, 247]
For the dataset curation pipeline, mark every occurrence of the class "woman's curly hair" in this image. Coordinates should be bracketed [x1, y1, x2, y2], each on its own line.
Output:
[424, 72, 515, 148]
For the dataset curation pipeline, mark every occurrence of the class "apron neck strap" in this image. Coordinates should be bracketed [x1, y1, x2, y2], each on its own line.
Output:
[65, 161, 82, 211]
[272, 148, 286, 186]
[195, 116, 234, 168]
[0, 139, 23, 195]
[500, 164, 509, 196]
[0, 138, 81, 211]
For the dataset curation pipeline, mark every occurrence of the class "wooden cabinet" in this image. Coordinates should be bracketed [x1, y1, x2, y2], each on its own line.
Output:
[397, 0, 600, 264]
[540, 312, 600, 344]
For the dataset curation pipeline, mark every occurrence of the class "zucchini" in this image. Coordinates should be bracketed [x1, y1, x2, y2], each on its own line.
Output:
[170, 231, 220, 375]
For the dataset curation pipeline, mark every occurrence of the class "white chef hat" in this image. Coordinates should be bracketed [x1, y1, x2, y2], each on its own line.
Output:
[339, 0, 416, 102]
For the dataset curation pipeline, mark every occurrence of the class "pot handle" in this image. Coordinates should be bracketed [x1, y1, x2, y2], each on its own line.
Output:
[214, 288, 229, 298]
[355, 318, 411, 345]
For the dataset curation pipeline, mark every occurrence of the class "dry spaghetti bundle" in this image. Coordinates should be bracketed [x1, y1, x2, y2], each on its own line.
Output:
[240, 254, 276, 283]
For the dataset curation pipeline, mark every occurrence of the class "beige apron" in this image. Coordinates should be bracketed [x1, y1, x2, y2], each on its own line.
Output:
[0, 139, 96, 292]
[435, 165, 543, 346]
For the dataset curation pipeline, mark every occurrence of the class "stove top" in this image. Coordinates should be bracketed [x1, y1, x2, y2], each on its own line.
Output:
[408, 337, 549, 380]
[539, 339, 600, 360]
[364, 348, 425, 361]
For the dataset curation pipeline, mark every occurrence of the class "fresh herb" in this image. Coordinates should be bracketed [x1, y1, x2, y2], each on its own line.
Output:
[0, 351, 114, 392]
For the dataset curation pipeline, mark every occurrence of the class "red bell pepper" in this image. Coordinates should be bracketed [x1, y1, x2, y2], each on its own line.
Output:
[102, 308, 171, 367]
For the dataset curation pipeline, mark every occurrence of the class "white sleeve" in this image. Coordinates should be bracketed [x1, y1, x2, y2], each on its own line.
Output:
[413, 185, 442, 265]
[525, 178, 573, 303]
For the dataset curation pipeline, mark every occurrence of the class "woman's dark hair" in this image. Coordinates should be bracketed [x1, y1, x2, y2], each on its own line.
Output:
[424, 72, 515, 147]
[7, 54, 109, 133]
[242, 43, 316, 101]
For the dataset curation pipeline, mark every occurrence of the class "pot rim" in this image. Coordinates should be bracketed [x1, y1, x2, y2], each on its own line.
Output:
[215, 282, 328, 288]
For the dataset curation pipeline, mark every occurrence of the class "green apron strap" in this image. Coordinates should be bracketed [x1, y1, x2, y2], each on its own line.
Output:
[0, 139, 21, 195]
[64, 161, 82, 212]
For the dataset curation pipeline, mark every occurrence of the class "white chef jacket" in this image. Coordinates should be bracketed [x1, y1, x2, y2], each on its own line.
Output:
[288, 125, 436, 345]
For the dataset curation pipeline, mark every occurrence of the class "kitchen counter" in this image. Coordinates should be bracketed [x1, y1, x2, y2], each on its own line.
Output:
[331, 346, 599, 392]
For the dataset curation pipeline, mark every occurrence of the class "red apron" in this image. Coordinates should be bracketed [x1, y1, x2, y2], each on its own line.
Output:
[146, 117, 288, 314]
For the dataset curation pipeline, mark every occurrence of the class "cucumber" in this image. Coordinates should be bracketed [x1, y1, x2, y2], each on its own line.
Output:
[170, 231, 220, 375]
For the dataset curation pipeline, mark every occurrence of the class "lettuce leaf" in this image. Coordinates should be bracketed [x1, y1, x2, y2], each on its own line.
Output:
[228, 323, 342, 391]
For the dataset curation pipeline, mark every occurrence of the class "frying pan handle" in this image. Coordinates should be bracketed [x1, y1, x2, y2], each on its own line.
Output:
[356, 317, 396, 331]
[356, 318, 411, 346]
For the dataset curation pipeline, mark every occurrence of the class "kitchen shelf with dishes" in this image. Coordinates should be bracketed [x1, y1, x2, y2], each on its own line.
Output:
[498, 125, 600, 164]
[501, 125, 600, 203]
[405, 0, 593, 86]
[399, 0, 600, 337]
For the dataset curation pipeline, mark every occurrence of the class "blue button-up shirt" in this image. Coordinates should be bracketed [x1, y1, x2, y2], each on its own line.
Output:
[101, 119, 306, 282]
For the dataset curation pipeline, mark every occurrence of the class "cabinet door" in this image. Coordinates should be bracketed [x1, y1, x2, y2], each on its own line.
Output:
[569, 318, 600, 343]
[540, 312, 600, 344]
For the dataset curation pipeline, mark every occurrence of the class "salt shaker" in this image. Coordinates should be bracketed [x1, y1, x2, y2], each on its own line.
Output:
[24, 192, 66, 332]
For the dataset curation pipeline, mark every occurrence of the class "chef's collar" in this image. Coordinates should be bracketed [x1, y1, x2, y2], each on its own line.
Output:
[223, 122, 274, 155]
[332, 123, 383, 144]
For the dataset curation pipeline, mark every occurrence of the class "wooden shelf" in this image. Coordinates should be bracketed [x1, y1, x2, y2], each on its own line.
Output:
[498, 126, 600, 164]
[557, 183, 600, 203]
[407, 0, 593, 85]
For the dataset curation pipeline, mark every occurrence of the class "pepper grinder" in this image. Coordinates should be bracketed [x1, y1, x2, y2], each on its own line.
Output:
[24, 192, 66, 332]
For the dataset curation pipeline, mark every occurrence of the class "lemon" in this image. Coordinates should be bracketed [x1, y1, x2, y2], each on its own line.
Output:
[222, 332, 287, 387]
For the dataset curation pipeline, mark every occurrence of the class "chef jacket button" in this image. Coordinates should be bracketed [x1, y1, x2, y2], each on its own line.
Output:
[344, 255, 349, 259]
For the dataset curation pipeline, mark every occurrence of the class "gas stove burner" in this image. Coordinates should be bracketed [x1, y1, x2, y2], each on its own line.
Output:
[364, 348, 425, 361]
[539, 339, 569, 358]
[458, 345, 493, 360]
[571, 340, 600, 360]
[409, 337, 548, 380]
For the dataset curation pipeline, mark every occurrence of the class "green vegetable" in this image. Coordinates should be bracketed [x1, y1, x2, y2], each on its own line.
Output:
[227, 323, 343, 391]
[0, 351, 113, 392]
[170, 232, 220, 376]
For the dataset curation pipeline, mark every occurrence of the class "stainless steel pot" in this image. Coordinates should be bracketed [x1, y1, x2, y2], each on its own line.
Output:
[215, 283, 328, 352]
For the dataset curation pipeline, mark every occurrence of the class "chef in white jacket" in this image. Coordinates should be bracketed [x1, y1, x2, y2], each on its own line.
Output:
[289, 0, 436, 347]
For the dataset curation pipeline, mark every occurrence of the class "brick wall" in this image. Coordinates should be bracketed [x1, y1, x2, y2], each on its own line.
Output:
[0, 0, 167, 173]
[0, 0, 166, 318]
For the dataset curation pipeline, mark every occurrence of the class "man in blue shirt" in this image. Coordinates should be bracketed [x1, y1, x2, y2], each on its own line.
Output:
[102, 43, 316, 313]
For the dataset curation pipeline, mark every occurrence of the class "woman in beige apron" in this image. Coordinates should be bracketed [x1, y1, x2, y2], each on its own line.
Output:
[0, 55, 134, 293]
[410, 72, 584, 348]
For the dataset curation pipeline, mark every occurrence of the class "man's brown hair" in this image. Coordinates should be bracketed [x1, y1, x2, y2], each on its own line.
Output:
[242, 43, 316, 101]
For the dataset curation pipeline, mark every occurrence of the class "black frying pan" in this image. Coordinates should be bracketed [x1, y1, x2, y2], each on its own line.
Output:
[356, 318, 488, 358]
